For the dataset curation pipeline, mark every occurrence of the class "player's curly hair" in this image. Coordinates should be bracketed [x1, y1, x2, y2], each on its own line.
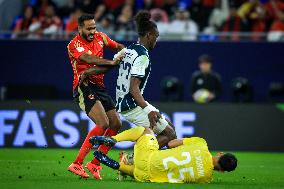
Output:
[218, 153, 238, 172]
[134, 10, 157, 37]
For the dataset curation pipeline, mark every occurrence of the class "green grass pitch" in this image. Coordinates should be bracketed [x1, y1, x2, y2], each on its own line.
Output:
[0, 149, 284, 189]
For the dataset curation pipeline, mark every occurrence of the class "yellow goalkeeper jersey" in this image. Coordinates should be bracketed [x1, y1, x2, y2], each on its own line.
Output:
[148, 137, 214, 183]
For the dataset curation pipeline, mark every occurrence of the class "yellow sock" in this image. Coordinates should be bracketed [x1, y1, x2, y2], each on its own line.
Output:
[119, 163, 134, 176]
[113, 126, 145, 142]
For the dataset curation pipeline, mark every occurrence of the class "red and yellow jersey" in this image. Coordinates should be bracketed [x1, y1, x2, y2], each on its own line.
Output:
[148, 137, 214, 183]
[67, 32, 118, 90]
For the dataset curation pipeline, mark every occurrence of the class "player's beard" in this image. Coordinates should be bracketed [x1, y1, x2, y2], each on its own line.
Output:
[82, 32, 94, 42]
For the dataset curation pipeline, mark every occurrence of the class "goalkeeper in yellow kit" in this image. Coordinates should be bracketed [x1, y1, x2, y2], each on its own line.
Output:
[90, 126, 237, 184]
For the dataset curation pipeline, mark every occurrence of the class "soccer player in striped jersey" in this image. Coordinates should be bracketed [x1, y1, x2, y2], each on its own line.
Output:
[115, 10, 176, 148]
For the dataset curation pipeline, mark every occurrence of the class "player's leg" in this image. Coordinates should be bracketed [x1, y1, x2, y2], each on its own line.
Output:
[93, 128, 155, 178]
[121, 103, 176, 148]
[77, 101, 109, 161]
[85, 86, 121, 179]
[132, 128, 159, 182]
[92, 150, 135, 177]
[69, 100, 109, 179]
[97, 109, 121, 154]
[119, 163, 134, 177]
[89, 126, 146, 146]
[95, 89, 121, 151]
[69, 83, 110, 179]
[114, 126, 146, 142]
[91, 127, 147, 172]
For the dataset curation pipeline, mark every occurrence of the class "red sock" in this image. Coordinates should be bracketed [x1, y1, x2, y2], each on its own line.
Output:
[91, 128, 118, 165]
[74, 125, 104, 164]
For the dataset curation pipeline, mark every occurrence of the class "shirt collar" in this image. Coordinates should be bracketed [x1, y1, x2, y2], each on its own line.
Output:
[77, 34, 91, 44]
[136, 43, 148, 51]
[136, 43, 149, 56]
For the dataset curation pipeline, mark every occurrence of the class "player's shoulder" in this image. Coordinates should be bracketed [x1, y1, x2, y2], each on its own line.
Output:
[96, 31, 110, 40]
[184, 137, 208, 146]
[127, 43, 148, 57]
[67, 35, 80, 47]
[195, 137, 207, 145]
[190, 136, 206, 141]
[96, 31, 106, 36]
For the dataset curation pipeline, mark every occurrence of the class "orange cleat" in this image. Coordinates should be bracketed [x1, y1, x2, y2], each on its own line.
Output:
[68, 162, 89, 178]
[85, 162, 102, 180]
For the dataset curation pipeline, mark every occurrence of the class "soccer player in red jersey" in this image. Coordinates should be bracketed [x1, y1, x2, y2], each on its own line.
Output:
[66, 14, 124, 180]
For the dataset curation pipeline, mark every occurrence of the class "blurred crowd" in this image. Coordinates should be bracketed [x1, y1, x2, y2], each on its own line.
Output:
[10, 0, 284, 41]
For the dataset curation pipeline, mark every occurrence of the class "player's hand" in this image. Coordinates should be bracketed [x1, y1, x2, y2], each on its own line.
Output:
[112, 53, 125, 65]
[148, 111, 162, 129]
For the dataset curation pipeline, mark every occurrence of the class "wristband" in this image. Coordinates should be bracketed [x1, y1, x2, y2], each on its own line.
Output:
[142, 105, 156, 114]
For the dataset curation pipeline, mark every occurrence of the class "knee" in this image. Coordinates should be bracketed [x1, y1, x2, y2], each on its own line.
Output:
[97, 119, 110, 129]
[88, 111, 109, 129]
[109, 118, 122, 131]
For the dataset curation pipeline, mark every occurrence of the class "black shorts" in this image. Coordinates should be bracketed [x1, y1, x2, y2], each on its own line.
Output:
[73, 82, 115, 115]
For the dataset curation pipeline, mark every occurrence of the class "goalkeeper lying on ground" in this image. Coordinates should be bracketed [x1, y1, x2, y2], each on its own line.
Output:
[90, 126, 237, 183]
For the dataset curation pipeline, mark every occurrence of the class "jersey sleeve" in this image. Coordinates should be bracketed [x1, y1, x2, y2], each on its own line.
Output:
[131, 55, 149, 78]
[100, 32, 118, 49]
[67, 41, 89, 60]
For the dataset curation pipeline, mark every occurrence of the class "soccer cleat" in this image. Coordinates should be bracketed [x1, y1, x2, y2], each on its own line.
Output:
[85, 161, 102, 180]
[94, 151, 120, 170]
[68, 162, 89, 178]
[89, 136, 117, 147]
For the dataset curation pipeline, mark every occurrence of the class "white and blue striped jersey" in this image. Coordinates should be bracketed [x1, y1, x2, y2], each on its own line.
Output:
[116, 43, 151, 112]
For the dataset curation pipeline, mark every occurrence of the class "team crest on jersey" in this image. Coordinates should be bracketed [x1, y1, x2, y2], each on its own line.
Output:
[98, 41, 104, 47]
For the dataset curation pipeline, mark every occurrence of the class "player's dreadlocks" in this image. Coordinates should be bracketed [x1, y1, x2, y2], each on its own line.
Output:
[134, 10, 157, 37]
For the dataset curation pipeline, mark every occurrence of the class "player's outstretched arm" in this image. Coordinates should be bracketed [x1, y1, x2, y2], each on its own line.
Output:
[167, 139, 184, 148]
[79, 66, 113, 86]
[115, 43, 125, 52]
[169, 137, 204, 149]
[130, 77, 161, 129]
[79, 52, 123, 66]
[129, 77, 148, 108]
